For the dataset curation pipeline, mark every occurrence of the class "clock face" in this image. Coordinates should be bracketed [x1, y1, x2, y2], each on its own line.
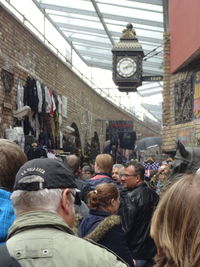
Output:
[117, 57, 137, 78]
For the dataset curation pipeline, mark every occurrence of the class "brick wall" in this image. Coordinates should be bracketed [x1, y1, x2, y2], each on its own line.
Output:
[162, 31, 200, 151]
[0, 6, 160, 151]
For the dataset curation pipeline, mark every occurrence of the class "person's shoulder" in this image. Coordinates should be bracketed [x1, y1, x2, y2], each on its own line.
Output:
[134, 183, 159, 205]
[124, 189, 139, 204]
[61, 234, 128, 266]
[126, 184, 149, 201]
[8, 233, 128, 267]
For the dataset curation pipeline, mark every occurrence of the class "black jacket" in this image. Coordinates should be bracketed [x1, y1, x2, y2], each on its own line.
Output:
[119, 183, 159, 260]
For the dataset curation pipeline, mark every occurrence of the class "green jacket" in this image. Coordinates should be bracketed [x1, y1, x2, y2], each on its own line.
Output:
[7, 210, 128, 267]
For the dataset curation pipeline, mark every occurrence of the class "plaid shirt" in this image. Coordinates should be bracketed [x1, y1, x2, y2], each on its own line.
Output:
[0, 189, 15, 244]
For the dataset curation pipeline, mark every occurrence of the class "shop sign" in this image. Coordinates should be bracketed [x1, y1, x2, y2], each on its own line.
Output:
[109, 120, 133, 133]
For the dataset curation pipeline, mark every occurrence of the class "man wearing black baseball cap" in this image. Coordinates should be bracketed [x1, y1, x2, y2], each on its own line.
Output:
[4, 158, 128, 267]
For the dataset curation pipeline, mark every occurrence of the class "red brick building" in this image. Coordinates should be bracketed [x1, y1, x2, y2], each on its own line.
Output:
[162, 0, 200, 151]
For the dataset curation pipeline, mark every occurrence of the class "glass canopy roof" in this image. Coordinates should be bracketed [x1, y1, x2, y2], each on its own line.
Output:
[1, 0, 164, 121]
[34, 0, 164, 76]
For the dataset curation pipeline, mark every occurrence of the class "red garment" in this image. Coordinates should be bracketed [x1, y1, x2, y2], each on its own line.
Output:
[90, 174, 110, 180]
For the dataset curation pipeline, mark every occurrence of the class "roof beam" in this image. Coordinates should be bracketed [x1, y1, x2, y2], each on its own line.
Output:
[125, 0, 163, 6]
[78, 48, 162, 64]
[82, 54, 162, 69]
[65, 32, 163, 50]
[82, 56, 159, 68]
[143, 70, 163, 75]
[142, 104, 162, 112]
[91, 0, 114, 45]
[56, 22, 163, 44]
[83, 0, 163, 7]
[138, 86, 162, 92]
[74, 44, 163, 58]
[140, 90, 163, 97]
[49, 12, 164, 33]
[32, 0, 88, 65]
[39, 4, 163, 28]
[71, 43, 163, 61]
[70, 37, 163, 54]
[86, 59, 163, 74]
[143, 61, 162, 68]
[69, 36, 111, 48]
[96, 1, 163, 13]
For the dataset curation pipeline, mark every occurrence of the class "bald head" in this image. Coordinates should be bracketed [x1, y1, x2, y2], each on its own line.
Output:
[64, 155, 80, 174]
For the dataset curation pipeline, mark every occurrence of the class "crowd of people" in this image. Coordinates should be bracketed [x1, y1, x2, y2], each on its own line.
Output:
[0, 139, 200, 267]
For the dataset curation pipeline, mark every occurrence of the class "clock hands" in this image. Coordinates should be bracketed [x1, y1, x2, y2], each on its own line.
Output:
[123, 63, 133, 70]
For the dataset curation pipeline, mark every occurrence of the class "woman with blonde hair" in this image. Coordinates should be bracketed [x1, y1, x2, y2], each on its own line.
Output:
[78, 183, 134, 267]
[150, 174, 200, 267]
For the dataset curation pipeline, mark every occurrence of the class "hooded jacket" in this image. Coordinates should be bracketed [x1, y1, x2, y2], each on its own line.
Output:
[78, 209, 134, 267]
[6, 210, 128, 267]
[119, 183, 159, 260]
[86, 173, 114, 190]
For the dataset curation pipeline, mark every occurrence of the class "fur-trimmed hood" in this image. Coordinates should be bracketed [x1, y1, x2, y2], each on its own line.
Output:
[84, 215, 121, 242]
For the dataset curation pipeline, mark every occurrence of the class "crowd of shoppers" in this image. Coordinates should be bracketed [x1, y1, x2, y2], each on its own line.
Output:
[1, 141, 199, 267]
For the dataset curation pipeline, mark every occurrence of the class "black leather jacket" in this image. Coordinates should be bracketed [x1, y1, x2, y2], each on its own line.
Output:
[119, 183, 159, 260]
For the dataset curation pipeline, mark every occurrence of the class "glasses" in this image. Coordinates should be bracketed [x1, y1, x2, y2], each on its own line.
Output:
[121, 173, 137, 178]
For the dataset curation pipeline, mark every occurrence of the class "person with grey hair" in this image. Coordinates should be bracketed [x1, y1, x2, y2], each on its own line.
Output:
[2, 158, 128, 267]
[112, 163, 124, 184]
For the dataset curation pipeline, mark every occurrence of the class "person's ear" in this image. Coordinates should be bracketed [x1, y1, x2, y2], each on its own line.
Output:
[110, 198, 115, 206]
[136, 175, 141, 182]
[60, 189, 72, 214]
[59, 188, 75, 228]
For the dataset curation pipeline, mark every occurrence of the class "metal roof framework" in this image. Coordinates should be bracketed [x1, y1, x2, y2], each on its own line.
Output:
[32, 0, 165, 121]
[34, 0, 164, 77]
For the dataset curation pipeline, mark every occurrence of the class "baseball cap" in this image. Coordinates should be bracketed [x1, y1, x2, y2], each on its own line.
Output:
[14, 158, 77, 191]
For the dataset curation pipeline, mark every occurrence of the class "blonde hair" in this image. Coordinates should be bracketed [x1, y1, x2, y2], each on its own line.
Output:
[95, 154, 113, 174]
[150, 174, 200, 267]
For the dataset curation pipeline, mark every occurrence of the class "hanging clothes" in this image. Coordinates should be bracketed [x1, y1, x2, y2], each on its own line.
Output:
[41, 83, 46, 113]
[23, 77, 39, 112]
[36, 80, 43, 113]
[49, 89, 56, 117]
[44, 86, 51, 113]
[17, 82, 24, 110]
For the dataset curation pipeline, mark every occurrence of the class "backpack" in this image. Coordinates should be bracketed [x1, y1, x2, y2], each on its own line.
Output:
[0, 244, 21, 267]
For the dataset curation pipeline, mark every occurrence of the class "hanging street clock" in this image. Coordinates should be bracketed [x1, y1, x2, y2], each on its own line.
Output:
[112, 24, 144, 92]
